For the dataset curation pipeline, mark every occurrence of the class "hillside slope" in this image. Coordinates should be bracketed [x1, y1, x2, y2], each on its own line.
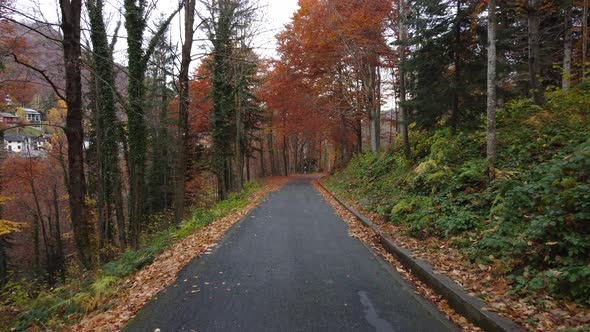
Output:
[328, 83, 590, 307]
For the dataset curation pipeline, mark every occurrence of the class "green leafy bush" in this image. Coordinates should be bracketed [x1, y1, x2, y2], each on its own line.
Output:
[328, 83, 590, 304]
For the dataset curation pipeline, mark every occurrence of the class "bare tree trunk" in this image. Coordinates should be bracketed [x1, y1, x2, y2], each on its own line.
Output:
[259, 134, 266, 177]
[174, 0, 196, 223]
[268, 129, 276, 176]
[376, 66, 381, 149]
[527, 0, 544, 106]
[0, 131, 7, 285]
[52, 185, 64, 277]
[246, 154, 251, 181]
[60, 0, 92, 268]
[563, 4, 573, 91]
[293, 135, 299, 173]
[340, 113, 348, 162]
[366, 62, 380, 152]
[282, 135, 288, 176]
[235, 95, 243, 191]
[487, 0, 497, 163]
[33, 214, 40, 275]
[399, 0, 411, 160]
[356, 118, 362, 154]
[584, 0, 588, 78]
[451, 0, 461, 134]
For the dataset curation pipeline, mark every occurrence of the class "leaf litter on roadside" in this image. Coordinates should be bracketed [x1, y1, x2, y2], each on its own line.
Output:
[314, 180, 590, 332]
[73, 177, 288, 332]
[313, 180, 482, 332]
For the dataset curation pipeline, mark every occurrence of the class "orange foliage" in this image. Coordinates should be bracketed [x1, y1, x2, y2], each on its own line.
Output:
[188, 60, 213, 133]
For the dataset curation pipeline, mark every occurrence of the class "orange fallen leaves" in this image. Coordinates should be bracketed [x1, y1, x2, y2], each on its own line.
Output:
[72, 177, 288, 332]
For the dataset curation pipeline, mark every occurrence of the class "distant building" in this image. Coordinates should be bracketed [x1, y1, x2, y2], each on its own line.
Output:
[0, 112, 20, 125]
[20, 108, 42, 128]
[3, 133, 48, 157]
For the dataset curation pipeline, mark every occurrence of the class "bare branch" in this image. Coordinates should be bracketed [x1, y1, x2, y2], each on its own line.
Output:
[11, 53, 66, 101]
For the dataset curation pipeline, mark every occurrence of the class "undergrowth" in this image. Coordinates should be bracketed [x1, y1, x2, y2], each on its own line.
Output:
[0, 180, 261, 331]
[327, 82, 590, 306]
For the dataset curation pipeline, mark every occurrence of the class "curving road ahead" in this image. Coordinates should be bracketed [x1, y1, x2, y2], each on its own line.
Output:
[124, 177, 456, 332]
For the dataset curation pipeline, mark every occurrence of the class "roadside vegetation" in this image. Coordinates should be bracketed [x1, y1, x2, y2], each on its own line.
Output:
[0, 181, 261, 331]
[328, 84, 590, 307]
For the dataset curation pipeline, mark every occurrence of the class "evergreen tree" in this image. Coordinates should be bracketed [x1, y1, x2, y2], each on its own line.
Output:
[88, 0, 126, 253]
[145, 28, 175, 216]
[124, 0, 179, 248]
[201, 0, 257, 199]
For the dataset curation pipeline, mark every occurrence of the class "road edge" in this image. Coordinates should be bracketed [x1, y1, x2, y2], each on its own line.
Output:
[316, 180, 524, 332]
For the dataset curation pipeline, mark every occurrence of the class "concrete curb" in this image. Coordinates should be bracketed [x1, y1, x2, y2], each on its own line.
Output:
[316, 180, 524, 332]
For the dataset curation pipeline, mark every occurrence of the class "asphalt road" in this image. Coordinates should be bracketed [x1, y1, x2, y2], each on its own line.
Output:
[124, 177, 455, 332]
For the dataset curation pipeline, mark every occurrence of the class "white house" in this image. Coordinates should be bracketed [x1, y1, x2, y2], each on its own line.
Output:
[21, 108, 42, 127]
[4, 133, 48, 157]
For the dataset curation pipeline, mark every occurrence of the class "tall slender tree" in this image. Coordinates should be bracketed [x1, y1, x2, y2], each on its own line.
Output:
[201, 0, 257, 199]
[563, 3, 573, 91]
[88, 0, 126, 252]
[174, 0, 196, 223]
[487, 0, 497, 163]
[398, 0, 411, 160]
[527, 0, 544, 106]
[124, 0, 180, 248]
[60, 0, 92, 267]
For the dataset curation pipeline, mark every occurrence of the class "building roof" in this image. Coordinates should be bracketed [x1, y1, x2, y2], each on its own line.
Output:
[0, 112, 20, 118]
[4, 134, 26, 142]
[4, 133, 38, 142]
[21, 108, 41, 115]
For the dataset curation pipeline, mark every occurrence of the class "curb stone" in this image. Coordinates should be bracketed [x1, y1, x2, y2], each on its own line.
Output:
[316, 180, 524, 332]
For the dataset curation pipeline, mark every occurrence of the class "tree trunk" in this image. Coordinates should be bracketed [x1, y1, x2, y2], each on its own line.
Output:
[340, 113, 347, 162]
[399, 0, 411, 160]
[487, 0, 497, 163]
[527, 0, 544, 106]
[33, 214, 40, 275]
[584, 0, 588, 78]
[246, 154, 251, 181]
[124, 0, 178, 245]
[174, 0, 196, 223]
[125, 0, 147, 249]
[268, 129, 276, 176]
[293, 135, 299, 173]
[52, 185, 65, 278]
[356, 118, 362, 154]
[0, 131, 7, 285]
[365, 62, 380, 152]
[282, 135, 288, 176]
[60, 0, 92, 267]
[235, 68, 243, 191]
[563, 5, 572, 91]
[451, 0, 461, 134]
[259, 134, 266, 177]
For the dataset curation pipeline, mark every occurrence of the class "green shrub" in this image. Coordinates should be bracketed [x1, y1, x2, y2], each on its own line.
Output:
[328, 84, 590, 304]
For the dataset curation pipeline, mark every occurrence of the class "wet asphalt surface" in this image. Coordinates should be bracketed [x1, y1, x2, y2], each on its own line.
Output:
[123, 177, 456, 332]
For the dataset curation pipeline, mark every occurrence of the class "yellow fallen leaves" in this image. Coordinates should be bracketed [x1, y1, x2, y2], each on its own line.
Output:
[73, 177, 288, 332]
